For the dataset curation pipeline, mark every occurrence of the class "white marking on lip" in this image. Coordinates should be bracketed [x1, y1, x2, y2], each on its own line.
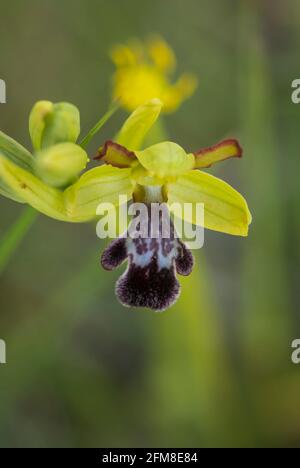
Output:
[127, 237, 180, 271]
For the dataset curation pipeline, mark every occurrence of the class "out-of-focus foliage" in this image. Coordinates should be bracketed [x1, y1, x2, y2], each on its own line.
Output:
[0, 0, 300, 448]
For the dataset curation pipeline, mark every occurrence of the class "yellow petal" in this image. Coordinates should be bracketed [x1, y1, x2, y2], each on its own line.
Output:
[64, 165, 133, 222]
[147, 36, 176, 73]
[115, 98, 163, 151]
[110, 42, 142, 68]
[162, 73, 198, 113]
[193, 139, 243, 169]
[167, 170, 252, 237]
[136, 142, 195, 181]
[0, 156, 69, 221]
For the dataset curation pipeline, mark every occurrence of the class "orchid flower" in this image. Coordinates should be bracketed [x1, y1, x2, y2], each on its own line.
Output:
[0, 99, 251, 312]
[95, 100, 252, 311]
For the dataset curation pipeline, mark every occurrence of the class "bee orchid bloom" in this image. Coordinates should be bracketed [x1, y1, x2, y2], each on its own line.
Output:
[93, 99, 252, 311]
[0, 98, 251, 312]
[110, 36, 198, 113]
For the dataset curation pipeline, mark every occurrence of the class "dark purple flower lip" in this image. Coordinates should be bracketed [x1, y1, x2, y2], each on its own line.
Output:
[116, 253, 180, 311]
[101, 205, 194, 312]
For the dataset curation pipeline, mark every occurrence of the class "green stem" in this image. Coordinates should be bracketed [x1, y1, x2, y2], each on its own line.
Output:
[79, 101, 119, 149]
[0, 206, 38, 275]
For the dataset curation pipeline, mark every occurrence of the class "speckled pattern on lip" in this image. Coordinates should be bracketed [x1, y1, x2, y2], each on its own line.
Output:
[101, 205, 194, 312]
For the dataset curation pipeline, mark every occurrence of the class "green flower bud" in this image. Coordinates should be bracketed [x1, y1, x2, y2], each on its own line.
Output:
[34, 143, 88, 188]
[29, 101, 80, 151]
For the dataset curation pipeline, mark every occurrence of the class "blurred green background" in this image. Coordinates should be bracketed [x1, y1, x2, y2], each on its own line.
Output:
[0, 0, 300, 448]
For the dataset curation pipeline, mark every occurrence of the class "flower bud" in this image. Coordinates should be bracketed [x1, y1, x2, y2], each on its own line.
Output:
[34, 143, 88, 188]
[29, 101, 80, 151]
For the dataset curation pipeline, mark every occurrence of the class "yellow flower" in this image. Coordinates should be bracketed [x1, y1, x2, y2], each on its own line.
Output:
[110, 36, 198, 113]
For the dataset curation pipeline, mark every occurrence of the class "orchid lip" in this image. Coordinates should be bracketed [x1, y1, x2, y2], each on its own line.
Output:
[101, 204, 194, 312]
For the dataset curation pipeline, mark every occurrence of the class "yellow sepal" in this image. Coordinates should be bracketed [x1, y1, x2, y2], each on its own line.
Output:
[0, 156, 133, 223]
[167, 170, 252, 237]
[64, 165, 134, 222]
[0, 155, 69, 221]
